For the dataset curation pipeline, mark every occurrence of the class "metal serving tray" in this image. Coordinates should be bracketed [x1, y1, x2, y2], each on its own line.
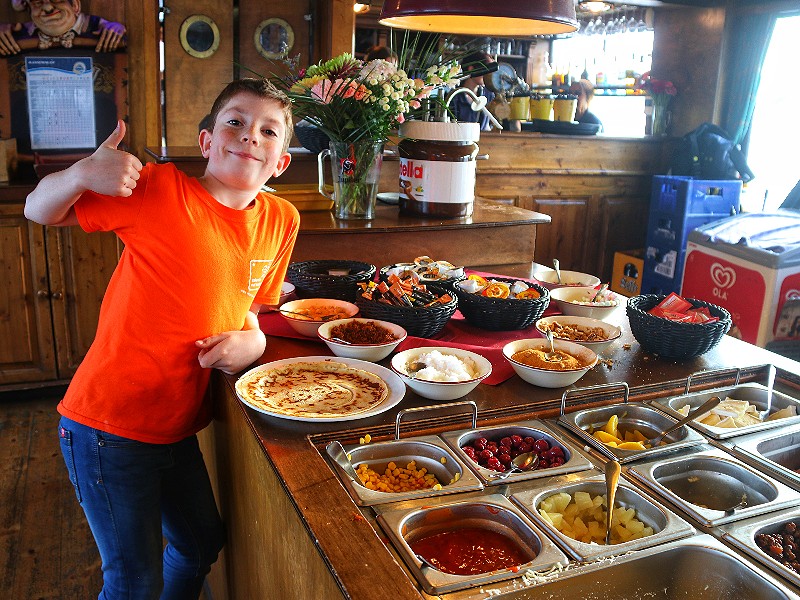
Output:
[719, 507, 800, 589]
[557, 402, 706, 464]
[513, 534, 799, 600]
[510, 471, 695, 562]
[626, 446, 800, 528]
[649, 382, 800, 440]
[718, 424, 800, 492]
[326, 435, 482, 506]
[375, 493, 569, 595]
[440, 419, 594, 486]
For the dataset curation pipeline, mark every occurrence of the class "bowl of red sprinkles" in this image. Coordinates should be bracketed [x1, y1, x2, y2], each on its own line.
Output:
[318, 318, 408, 362]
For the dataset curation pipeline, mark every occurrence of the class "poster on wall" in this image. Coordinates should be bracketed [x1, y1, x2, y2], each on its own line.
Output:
[24, 56, 96, 150]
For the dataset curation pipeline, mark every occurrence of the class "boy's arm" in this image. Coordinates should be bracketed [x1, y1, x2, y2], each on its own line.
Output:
[24, 120, 143, 227]
[195, 303, 267, 375]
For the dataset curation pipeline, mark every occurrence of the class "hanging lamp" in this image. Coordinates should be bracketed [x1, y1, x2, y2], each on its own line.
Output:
[379, 0, 579, 36]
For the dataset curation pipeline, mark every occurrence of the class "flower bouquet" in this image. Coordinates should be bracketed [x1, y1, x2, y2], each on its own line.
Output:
[636, 72, 677, 136]
[272, 46, 460, 219]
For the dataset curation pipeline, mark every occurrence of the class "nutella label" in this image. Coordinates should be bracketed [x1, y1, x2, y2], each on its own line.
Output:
[399, 158, 475, 204]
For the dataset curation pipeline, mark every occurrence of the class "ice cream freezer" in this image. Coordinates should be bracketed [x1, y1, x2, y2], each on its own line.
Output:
[680, 210, 800, 348]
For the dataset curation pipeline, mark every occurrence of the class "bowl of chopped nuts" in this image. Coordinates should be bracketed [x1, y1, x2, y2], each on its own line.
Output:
[318, 318, 407, 362]
[535, 315, 622, 353]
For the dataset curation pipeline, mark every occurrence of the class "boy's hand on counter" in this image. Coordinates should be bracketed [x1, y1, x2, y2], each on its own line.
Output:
[195, 312, 266, 375]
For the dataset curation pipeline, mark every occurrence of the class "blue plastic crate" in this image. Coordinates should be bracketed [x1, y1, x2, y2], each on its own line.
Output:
[642, 176, 742, 296]
[642, 245, 687, 296]
[646, 175, 742, 253]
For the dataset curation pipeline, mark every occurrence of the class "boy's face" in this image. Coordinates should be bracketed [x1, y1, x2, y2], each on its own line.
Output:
[199, 92, 291, 193]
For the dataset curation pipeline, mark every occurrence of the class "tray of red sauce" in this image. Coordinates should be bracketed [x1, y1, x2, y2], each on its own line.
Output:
[375, 493, 568, 594]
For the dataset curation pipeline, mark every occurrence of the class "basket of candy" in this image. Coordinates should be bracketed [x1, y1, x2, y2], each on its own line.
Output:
[626, 293, 731, 359]
[356, 277, 457, 338]
[379, 255, 466, 292]
[287, 260, 376, 302]
[454, 275, 549, 331]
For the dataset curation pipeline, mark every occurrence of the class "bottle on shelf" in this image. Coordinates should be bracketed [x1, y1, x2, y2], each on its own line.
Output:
[581, 59, 589, 82]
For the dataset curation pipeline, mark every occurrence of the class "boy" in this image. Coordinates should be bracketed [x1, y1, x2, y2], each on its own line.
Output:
[24, 78, 298, 599]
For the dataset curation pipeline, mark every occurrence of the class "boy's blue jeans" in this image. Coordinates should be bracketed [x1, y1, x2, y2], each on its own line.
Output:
[58, 416, 225, 600]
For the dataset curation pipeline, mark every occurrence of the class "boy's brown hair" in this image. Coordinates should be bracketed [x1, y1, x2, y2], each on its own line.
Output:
[206, 78, 294, 153]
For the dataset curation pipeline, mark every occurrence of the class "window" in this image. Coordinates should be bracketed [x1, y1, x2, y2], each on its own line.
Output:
[551, 27, 654, 137]
[742, 14, 800, 212]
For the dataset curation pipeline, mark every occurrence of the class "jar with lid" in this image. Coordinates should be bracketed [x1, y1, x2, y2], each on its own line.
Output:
[397, 121, 480, 218]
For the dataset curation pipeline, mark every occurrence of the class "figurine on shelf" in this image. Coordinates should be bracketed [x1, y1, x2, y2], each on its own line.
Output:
[0, 0, 126, 56]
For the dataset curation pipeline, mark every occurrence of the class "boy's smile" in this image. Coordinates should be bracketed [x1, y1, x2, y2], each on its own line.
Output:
[198, 92, 291, 209]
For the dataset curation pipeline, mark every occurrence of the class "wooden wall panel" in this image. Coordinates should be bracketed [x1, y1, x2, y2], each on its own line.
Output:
[163, 0, 234, 146]
[652, 7, 726, 136]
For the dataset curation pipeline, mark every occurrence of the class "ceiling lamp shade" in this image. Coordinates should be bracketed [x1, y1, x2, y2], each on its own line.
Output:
[379, 0, 579, 36]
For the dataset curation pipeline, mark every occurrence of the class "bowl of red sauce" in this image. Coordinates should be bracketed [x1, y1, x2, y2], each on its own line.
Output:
[378, 494, 568, 594]
[317, 318, 407, 362]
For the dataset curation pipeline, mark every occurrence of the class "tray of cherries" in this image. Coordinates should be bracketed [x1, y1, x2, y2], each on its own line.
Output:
[440, 421, 595, 485]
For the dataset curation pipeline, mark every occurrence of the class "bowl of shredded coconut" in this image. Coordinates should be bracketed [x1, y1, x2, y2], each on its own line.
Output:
[391, 347, 492, 401]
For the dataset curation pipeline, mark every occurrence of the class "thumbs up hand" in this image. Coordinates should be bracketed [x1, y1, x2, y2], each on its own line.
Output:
[85, 120, 144, 197]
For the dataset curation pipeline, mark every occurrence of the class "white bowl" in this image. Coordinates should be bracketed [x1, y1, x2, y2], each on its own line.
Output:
[535, 315, 622, 353]
[531, 266, 600, 291]
[390, 346, 492, 401]
[549, 286, 626, 321]
[317, 318, 407, 362]
[278, 298, 359, 337]
[502, 338, 598, 388]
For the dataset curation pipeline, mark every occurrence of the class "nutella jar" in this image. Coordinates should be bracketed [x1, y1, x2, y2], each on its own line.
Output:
[397, 121, 480, 218]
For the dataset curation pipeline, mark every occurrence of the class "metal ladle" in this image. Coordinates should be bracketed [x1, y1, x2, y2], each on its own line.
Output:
[553, 258, 563, 284]
[605, 459, 621, 545]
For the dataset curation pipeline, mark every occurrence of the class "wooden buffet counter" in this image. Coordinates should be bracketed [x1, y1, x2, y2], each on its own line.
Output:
[200, 325, 800, 600]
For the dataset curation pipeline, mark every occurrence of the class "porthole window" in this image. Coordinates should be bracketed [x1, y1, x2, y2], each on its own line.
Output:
[180, 15, 220, 59]
[254, 18, 294, 60]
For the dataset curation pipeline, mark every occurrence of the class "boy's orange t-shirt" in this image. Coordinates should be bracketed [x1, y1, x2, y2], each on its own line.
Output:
[58, 162, 299, 444]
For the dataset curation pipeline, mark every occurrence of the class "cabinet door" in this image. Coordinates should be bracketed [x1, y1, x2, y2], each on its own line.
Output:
[525, 196, 592, 273]
[592, 195, 649, 282]
[47, 226, 122, 378]
[0, 206, 57, 384]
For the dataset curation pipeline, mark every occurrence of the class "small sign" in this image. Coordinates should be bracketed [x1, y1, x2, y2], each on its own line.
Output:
[25, 56, 96, 150]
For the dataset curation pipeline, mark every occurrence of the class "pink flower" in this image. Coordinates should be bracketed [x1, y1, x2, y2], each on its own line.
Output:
[397, 113, 405, 124]
[409, 99, 421, 109]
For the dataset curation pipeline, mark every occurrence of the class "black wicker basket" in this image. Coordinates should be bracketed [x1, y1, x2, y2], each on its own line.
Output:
[378, 264, 467, 293]
[355, 284, 458, 338]
[294, 122, 331, 155]
[454, 278, 550, 331]
[287, 260, 376, 302]
[626, 294, 732, 359]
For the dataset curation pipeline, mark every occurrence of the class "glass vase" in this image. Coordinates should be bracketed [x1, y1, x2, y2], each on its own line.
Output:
[651, 96, 671, 136]
[318, 140, 384, 220]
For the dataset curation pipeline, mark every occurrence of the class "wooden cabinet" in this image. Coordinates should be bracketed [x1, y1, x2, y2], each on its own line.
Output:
[0, 202, 121, 386]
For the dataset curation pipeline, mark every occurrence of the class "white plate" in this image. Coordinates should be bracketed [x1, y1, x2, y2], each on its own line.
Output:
[235, 356, 405, 422]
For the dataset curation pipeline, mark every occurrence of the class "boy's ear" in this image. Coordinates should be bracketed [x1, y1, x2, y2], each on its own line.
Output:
[198, 129, 212, 158]
[270, 152, 292, 179]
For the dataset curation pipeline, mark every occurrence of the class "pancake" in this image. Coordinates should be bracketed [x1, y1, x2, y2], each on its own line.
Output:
[235, 361, 388, 418]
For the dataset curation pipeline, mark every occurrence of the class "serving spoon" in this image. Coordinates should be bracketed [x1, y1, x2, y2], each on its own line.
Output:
[493, 450, 540, 480]
[553, 258, 563, 284]
[604, 459, 621, 545]
[325, 441, 361, 483]
[544, 331, 562, 362]
[648, 396, 722, 447]
[279, 308, 339, 321]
